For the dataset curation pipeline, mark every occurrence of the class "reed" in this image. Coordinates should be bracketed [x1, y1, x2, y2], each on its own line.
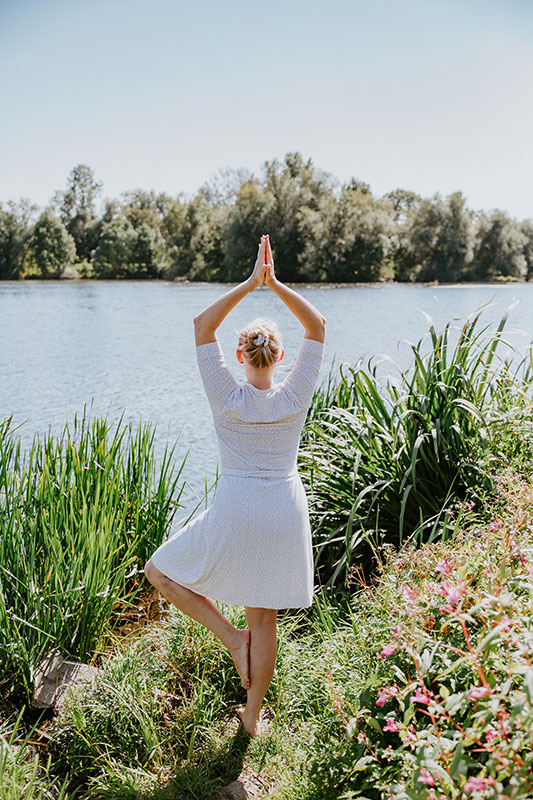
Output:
[0, 408, 188, 702]
[0, 709, 71, 799]
[300, 303, 533, 592]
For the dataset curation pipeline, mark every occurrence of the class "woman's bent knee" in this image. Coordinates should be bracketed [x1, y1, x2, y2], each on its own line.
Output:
[144, 558, 166, 586]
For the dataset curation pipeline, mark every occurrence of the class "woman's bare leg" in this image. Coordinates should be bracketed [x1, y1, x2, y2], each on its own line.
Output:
[144, 559, 250, 689]
[237, 606, 278, 736]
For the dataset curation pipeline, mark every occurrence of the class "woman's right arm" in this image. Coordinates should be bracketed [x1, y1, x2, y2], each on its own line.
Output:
[263, 236, 326, 342]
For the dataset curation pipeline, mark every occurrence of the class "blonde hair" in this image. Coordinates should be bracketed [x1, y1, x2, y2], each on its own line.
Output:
[237, 317, 283, 369]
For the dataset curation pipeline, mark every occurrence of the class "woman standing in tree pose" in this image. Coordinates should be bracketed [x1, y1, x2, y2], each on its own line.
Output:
[144, 234, 326, 737]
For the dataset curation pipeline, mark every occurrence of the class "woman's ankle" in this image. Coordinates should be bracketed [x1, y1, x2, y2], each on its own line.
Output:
[243, 702, 261, 721]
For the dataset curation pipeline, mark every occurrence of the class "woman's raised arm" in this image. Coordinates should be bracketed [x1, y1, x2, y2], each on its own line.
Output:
[193, 238, 268, 346]
[264, 236, 326, 343]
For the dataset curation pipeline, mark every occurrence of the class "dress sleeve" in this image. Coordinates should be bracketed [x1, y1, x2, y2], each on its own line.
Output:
[196, 340, 238, 414]
[282, 337, 324, 410]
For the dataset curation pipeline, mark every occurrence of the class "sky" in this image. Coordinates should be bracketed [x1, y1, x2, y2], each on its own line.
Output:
[1, 0, 532, 220]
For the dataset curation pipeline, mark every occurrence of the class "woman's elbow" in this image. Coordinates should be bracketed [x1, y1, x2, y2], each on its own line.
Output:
[308, 316, 326, 342]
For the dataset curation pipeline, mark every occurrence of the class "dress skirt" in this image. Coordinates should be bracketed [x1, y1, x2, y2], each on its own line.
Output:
[149, 470, 315, 609]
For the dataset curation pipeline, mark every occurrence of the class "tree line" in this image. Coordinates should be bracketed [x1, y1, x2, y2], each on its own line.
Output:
[1, 152, 532, 283]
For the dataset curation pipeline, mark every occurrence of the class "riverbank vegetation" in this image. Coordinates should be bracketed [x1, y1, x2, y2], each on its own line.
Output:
[1, 153, 533, 284]
[3, 469, 532, 798]
[1, 308, 533, 797]
[0, 412, 189, 704]
[301, 303, 533, 594]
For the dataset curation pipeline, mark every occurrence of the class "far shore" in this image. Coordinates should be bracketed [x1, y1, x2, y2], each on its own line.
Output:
[2, 276, 530, 289]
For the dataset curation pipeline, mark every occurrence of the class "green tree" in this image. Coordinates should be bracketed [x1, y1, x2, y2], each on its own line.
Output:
[393, 192, 474, 282]
[299, 182, 392, 282]
[130, 222, 166, 277]
[471, 211, 528, 280]
[382, 188, 421, 223]
[93, 217, 136, 278]
[162, 196, 224, 281]
[30, 209, 77, 277]
[198, 166, 254, 207]
[260, 152, 336, 281]
[53, 164, 102, 260]
[121, 189, 173, 230]
[519, 219, 533, 281]
[222, 180, 272, 282]
[0, 199, 38, 279]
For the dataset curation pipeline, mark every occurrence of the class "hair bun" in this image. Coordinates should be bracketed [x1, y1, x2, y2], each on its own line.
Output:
[254, 333, 270, 346]
[238, 317, 281, 369]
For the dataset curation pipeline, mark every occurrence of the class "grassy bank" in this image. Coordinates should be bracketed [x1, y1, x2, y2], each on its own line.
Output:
[3, 466, 531, 798]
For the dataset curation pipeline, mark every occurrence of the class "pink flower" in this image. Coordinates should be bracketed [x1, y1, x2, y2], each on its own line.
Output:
[438, 580, 466, 605]
[417, 768, 436, 786]
[520, 552, 528, 565]
[435, 559, 451, 575]
[411, 687, 431, 705]
[382, 718, 399, 733]
[499, 614, 512, 631]
[376, 689, 390, 706]
[464, 777, 489, 791]
[401, 583, 416, 603]
[402, 726, 417, 742]
[485, 726, 498, 743]
[380, 644, 396, 658]
[375, 686, 398, 706]
[468, 685, 491, 701]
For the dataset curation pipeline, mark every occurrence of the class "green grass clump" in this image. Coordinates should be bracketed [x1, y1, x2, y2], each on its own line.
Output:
[0, 408, 188, 702]
[0, 709, 71, 800]
[301, 302, 533, 592]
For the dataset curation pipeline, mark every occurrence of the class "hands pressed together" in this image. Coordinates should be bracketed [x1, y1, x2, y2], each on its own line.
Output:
[248, 234, 276, 290]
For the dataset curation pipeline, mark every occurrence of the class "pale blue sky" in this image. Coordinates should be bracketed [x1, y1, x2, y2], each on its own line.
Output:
[1, 0, 532, 219]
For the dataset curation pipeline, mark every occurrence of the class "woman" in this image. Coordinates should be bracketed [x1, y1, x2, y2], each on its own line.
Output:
[144, 234, 326, 737]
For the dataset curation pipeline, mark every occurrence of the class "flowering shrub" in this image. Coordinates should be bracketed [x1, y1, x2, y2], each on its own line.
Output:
[308, 469, 533, 798]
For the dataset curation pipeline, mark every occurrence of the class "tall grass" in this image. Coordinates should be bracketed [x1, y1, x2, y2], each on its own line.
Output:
[0, 709, 72, 799]
[0, 408, 188, 702]
[300, 303, 533, 593]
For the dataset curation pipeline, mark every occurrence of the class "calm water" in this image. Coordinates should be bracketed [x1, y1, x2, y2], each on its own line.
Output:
[2, 280, 533, 520]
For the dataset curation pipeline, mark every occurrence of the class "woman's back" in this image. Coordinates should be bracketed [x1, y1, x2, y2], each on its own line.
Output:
[196, 337, 324, 476]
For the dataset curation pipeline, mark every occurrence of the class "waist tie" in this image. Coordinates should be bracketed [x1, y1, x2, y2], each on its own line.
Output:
[220, 466, 299, 479]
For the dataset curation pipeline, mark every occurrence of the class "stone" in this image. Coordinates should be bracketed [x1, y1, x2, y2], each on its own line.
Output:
[31, 648, 98, 710]
[213, 778, 258, 800]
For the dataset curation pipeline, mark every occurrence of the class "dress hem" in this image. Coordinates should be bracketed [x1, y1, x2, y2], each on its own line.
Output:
[150, 553, 313, 609]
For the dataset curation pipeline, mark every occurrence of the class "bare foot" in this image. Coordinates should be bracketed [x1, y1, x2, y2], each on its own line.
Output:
[229, 629, 251, 689]
[237, 703, 260, 737]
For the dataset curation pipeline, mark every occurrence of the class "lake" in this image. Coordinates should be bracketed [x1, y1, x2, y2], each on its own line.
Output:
[2, 279, 533, 521]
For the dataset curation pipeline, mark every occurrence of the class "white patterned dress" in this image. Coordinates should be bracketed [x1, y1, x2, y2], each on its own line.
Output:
[149, 336, 324, 609]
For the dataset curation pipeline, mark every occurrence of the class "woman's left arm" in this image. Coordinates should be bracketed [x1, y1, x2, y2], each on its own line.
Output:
[193, 237, 268, 345]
